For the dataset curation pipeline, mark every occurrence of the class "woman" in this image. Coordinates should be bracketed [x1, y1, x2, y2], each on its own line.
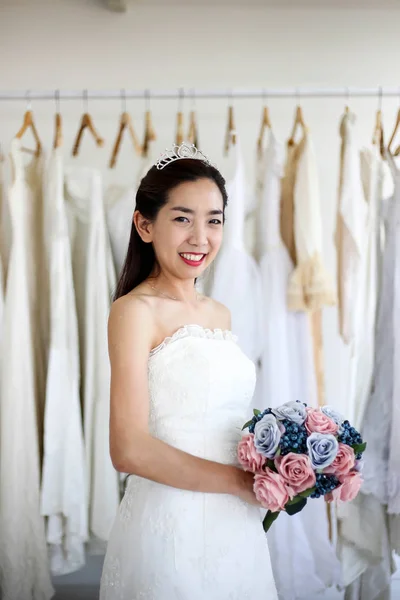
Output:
[100, 145, 278, 599]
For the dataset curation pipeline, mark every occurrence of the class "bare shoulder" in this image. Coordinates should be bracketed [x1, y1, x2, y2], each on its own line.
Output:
[199, 294, 231, 331]
[108, 293, 155, 357]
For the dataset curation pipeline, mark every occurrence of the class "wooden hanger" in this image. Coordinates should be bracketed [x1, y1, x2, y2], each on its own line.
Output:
[175, 88, 185, 146]
[388, 108, 400, 155]
[224, 105, 236, 156]
[257, 105, 272, 157]
[288, 105, 307, 146]
[72, 92, 104, 156]
[53, 113, 63, 149]
[344, 87, 350, 115]
[16, 110, 42, 157]
[52, 91, 63, 149]
[372, 88, 386, 158]
[109, 112, 141, 168]
[72, 113, 104, 156]
[372, 109, 385, 158]
[141, 110, 156, 158]
[187, 110, 199, 147]
[176, 112, 184, 146]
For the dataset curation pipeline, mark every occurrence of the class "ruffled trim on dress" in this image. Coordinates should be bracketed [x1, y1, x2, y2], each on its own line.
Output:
[149, 324, 238, 357]
[287, 253, 337, 311]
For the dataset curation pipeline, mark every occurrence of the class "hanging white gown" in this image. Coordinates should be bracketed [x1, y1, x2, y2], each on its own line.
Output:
[346, 147, 393, 431]
[64, 166, 119, 546]
[0, 139, 53, 600]
[255, 131, 340, 600]
[206, 141, 263, 363]
[106, 185, 135, 277]
[335, 111, 368, 346]
[0, 156, 5, 327]
[338, 151, 396, 600]
[106, 143, 156, 278]
[40, 147, 88, 575]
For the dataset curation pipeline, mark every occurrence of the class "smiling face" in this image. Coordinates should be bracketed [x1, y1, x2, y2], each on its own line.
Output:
[146, 178, 224, 279]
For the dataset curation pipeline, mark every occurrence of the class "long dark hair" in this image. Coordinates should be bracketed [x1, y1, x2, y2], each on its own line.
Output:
[114, 158, 228, 300]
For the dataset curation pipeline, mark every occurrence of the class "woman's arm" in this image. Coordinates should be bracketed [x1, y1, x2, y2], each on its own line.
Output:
[108, 296, 252, 499]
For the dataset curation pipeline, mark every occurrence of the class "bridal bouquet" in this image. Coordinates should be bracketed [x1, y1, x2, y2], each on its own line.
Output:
[238, 401, 366, 532]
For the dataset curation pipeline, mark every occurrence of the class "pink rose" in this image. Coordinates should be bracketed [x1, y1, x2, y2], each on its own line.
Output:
[305, 408, 338, 435]
[324, 443, 355, 478]
[337, 471, 363, 502]
[325, 486, 341, 503]
[325, 471, 363, 503]
[254, 469, 293, 512]
[276, 452, 316, 495]
[237, 434, 265, 473]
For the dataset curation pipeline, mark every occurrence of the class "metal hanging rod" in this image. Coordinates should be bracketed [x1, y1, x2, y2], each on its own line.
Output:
[0, 87, 400, 101]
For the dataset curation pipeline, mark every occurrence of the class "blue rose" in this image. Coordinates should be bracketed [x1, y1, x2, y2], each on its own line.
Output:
[307, 432, 339, 470]
[321, 406, 344, 426]
[254, 414, 283, 459]
[272, 401, 307, 425]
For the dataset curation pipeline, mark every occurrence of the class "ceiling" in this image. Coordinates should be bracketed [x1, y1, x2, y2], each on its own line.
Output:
[129, 0, 400, 6]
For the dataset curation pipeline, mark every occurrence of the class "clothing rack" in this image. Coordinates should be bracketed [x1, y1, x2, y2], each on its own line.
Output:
[0, 86, 400, 102]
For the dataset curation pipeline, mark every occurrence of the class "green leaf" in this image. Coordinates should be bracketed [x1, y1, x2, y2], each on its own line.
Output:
[352, 442, 367, 454]
[262, 510, 280, 532]
[298, 486, 316, 499]
[253, 409, 261, 416]
[286, 496, 303, 506]
[266, 459, 278, 473]
[241, 419, 253, 431]
[285, 497, 307, 516]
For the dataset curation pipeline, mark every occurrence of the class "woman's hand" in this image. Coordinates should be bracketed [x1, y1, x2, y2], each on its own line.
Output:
[233, 469, 261, 507]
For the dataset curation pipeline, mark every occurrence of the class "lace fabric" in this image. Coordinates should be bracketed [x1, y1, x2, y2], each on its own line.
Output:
[100, 326, 278, 599]
[287, 253, 337, 312]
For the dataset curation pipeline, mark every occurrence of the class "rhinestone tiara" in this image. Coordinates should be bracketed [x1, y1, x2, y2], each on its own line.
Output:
[155, 142, 213, 170]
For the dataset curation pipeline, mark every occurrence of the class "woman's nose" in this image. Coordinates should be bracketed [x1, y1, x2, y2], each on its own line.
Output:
[188, 223, 208, 247]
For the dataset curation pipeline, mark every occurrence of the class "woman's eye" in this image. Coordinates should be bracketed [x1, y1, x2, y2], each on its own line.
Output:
[210, 219, 222, 225]
[174, 216, 189, 223]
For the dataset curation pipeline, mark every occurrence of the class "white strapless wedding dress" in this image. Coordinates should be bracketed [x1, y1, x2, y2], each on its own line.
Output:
[100, 324, 278, 600]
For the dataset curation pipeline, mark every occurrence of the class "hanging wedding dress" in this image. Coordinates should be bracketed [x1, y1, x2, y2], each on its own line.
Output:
[346, 144, 392, 433]
[282, 132, 336, 312]
[0, 139, 53, 600]
[205, 140, 263, 363]
[106, 185, 135, 277]
[106, 140, 156, 278]
[338, 150, 397, 600]
[335, 110, 368, 347]
[40, 147, 88, 575]
[100, 325, 278, 600]
[0, 155, 5, 329]
[256, 130, 340, 600]
[64, 166, 119, 547]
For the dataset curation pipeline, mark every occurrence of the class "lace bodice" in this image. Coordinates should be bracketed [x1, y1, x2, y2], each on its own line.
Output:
[147, 324, 255, 464]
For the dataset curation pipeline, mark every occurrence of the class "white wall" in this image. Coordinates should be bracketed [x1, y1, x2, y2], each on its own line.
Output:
[1, 1, 399, 424]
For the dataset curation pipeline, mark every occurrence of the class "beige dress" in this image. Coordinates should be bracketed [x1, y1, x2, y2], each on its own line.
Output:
[281, 132, 336, 312]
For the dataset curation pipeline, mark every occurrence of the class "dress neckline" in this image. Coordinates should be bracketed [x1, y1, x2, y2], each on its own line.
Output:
[149, 324, 238, 358]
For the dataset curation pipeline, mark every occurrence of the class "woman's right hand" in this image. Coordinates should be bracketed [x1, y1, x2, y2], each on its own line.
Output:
[233, 468, 261, 507]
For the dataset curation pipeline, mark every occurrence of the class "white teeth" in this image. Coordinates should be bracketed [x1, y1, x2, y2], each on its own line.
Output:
[180, 253, 205, 262]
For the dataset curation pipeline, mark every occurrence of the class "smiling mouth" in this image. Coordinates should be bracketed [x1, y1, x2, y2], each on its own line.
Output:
[179, 253, 207, 266]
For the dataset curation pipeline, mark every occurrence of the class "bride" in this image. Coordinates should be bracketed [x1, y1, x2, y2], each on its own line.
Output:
[99, 144, 278, 599]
